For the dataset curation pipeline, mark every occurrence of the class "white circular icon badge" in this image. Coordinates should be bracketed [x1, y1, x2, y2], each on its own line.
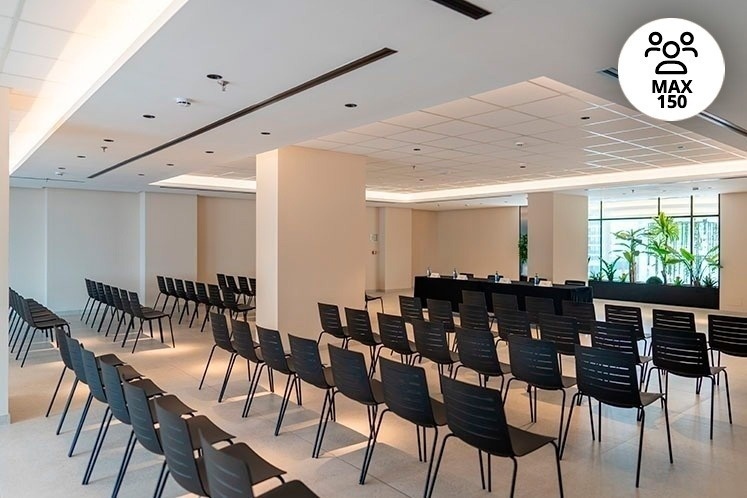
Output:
[618, 18, 724, 121]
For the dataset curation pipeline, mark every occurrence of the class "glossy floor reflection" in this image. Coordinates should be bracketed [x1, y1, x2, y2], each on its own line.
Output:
[2, 293, 745, 497]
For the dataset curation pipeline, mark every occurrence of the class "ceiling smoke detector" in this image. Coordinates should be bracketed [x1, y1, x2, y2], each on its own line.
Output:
[175, 97, 191, 107]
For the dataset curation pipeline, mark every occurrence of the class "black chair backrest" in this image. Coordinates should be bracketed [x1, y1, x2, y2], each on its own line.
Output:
[200, 433, 255, 498]
[454, 328, 503, 376]
[196, 282, 210, 304]
[221, 287, 239, 309]
[128, 292, 146, 319]
[652, 309, 696, 332]
[217, 273, 228, 289]
[288, 334, 330, 389]
[412, 318, 453, 364]
[561, 300, 596, 333]
[651, 328, 710, 377]
[426, 298, 455, 333]
[157, 275, 168, 294]
[708, 314, 747, 357]
[120, 289, 134, 315]
[538, 314, 580, 355]
[524, 296, 556, 323]
[154, 399, 207, 495]
[491, 292, 518, 313]
[318, 303, 346, 340]
[175, 279, 187, 298]
[96, 282, 106, 301]
[208, 284, 224, 307]
[226, 276, 241, 294]
[103, 284, 114, 306]
[574, 345, 642, 408]
[379, 358, 437, 427]
[238, 276, 253, 296]
[249, 278, 257, 296]
[210, 312, 235, 352]
[100, 361, 130, 424]
[344, 307, 377, 346]
[66, 336, 88, 385]
[377, 313, 413, 356]
[257, 326, 292, 374]
[605, 304, 645, 341]
[462, 290, 487, 308]
[398, 296, 424, 323]
[231, 319, 260, 363]
[111, 288, 123, 312]
[590, 321, 641, 363]
[440, 376, 514, 457]
[122, 381, 163, 455]
[328, 345, 377, 405]
[564, 280, 586, 286]
[458, 303, 490, 331]
[85, 278, 95, 299]
[185, 280, 197, 300]
[81, 348, 107, 403]
[165, 277, 177, 297]
[495, 309, 532, 340]
[507, 335, 562, 389]
[55, 328, 73, 370]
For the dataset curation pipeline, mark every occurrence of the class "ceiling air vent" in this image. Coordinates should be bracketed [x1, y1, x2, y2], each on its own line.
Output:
[430, 0, 491, 19]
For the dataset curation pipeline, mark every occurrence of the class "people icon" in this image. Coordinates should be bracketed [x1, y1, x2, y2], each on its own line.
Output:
[645, 31, 698, 74]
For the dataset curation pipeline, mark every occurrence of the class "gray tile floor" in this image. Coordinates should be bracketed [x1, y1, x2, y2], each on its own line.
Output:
[1, 293, 745, 497]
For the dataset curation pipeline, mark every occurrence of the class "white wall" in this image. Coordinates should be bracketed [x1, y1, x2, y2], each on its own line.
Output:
[46, 189, 141, 311]
[1, 88, 10, 424]
[379, 207, 412, 290]
[719, 192, 747, 312]
[197, 196, 256, 283]
[9, 188, 46, 302]
[412, 209, 438, 277]
[365, 207, 380, 291]
[435, 207, 520, 279]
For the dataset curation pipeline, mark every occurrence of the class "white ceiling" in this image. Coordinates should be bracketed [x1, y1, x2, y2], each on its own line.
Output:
[7, 0, 747, 206]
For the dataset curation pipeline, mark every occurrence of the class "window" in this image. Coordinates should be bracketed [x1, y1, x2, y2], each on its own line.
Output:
[588, 195, 720, 286]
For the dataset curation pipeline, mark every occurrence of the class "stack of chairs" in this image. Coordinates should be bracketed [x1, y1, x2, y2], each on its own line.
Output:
[8, 287, 70, 367]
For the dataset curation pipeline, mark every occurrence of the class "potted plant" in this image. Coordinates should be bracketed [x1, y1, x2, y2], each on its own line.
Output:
[518, 234, 528, 276]
[644, 212, 680, 284]
[600, 257, 620, 282]
[614, 228, 645, 283]
[675, 248, 705, 286]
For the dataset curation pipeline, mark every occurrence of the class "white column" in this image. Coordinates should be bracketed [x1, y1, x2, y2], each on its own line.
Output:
[1, 88, 10, 424]
[527, 192, 588, 283]
[256, 146, 366, 339]
[719, 192, 747, 312]
[379, 207, 413, 291]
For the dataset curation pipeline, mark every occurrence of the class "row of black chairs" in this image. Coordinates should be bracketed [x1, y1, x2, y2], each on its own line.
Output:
[217, 273, 256, 306]
[82, 278, 174, 353]
[46, 328, 318, 498]
[154, 275, 254, 330]
[8, 287, 70, 367]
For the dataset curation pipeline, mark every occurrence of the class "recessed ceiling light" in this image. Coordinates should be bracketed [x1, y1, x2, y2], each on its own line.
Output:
[55, 171, 64, 176]
[519, 163, 527, 169]
[205, 150, 214, 154]
[103, 138, 114, 143]
[413, 148, 421, 152]
[138, 173, 145, 176]
[693, 186, 700, 191]
[260, 131, 271, 135]
[344, 103, 358, 108]
[166, 163, 174, 167]
[77, 155, 86, 158]
[580, 116, 590, 120]
[677, 145, 685, 149]
[142, 114, 155, 119]
[206, 74, 223, 80]
[419, 178, 424, 182]
[515, 141, 524, 147]
[58, 167, 66, 170]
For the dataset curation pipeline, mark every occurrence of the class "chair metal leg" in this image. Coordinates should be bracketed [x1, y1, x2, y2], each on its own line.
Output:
[426, 434, 453, 498]
[81, 298, 92, 320]
[112, 430, 137, 498]
[274, 374, 296, 436]
[83, 407, 113, 484]
[635, 408, 645, 488]
[509, 456, 518, 497]
[56, 377, 79, 435]
[152, 461, 168, 498]
[200, 306, 212, 332]
[723, 370, 733, 425]
[359, 404, 381, 485]
[218, 353, 238, 402]
[131, 323, 144, 353]
[198, 345, 218, 390]
[20, 327, 38, 367]
[312, 389, 335, 458]
[46, 367, 67, 417]
[560, 392, 579, 459]
[662, 398, 673, 464]
[242, 363, 267, 418]
[189, 303, 199, 328]
[156, 469, 170, 498]
[710, 376, 716, 440]
[552, 441, 565, 498]
[69, 393, 93, 456]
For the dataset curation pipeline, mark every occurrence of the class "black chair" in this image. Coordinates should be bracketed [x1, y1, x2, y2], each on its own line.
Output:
[327, 345, 385, 485]
[195, 282, 211, 330]
[365, 358, 447, 496]
[647, 328, 732, 439]
[524, 296, 556, 325]
[231, 319, 275, 417]
[81, 278, 96, 322]
[458, 302, 492, 333]
[492, 292, 518, 313]
[505, 336, 576, 443]
[564, 280, 586, 286]
[426, 298, 456, 337]
[15, 297, 69, 367]
[222, 286, 254, 321]
[174, 279, 192, 324]
[561, 300, 596, 334]
[126, 291, 174, 353]
[399, 295, 425, 324]
[199, 284, 226, 332]
[462, 289, 487, 307]
[154, 275, 169, 310]
[412, 318, 459, 377]
[708, 314, 747, 374]
[200, 433, 319, 498]
[495, 309, 532, 341]
[288, 334, 336, 458]
[164, 277, 180, 317]
[112, 288, 136, 344]
[377, 312, 418, 365]
[562, 345, 672, 487]
[453, 328, 510, 390]
[364, 293, 384, 312]
[238, 276, 255, 305]
[217, 273, 228, 290]
[538, 314, 580, 361]
[317, 302, 350, 346]
[345, 307, 383, 374]
[46, 327, 73, 420]
[199, 312, 239, 402]
[652, 308, 696, 332]
[605, 304, 649, 354]
[429, 376, 564, 498]
[122, 382, 196, 498]
[257, 327, 301, 435]
[591, 321, 651, 385]
[182, 280, 201, 326]
[155, 398, 283, 497]
[226, 275, 242, 299]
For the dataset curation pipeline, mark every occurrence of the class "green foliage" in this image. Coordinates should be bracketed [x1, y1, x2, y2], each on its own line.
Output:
[646, 275, 664, 285]
[600, 257, 621, 282]
[644, 213, 680, 284]
[618, 272, 628, 282]
[518, 234, 528, 265]
[674, 276, 684, 286]
[675, 247, 706, 286]
[614, 227, 645, 283]
[703, 274, 716, 287]
[589, 270, 602, 281]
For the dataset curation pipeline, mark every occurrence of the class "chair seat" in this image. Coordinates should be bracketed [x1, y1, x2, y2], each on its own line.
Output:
[561, 375, 577, 389]
[34, 318, 68, 328]
[430, 399, 448, 427]
[370, 378, 386, 404]
[141, 309, 168, 319]
[187, 415, 235, 447]
[323, 366, 335, 388]
[130, 378, 165, 398]
[97, 353, 126, 366]
[471, 361, 511, 378]
[257, 480, 319, 498]
[507, 425, 556, 457]
[640, 391, 665, 407]
[148, 394, 196, 418]
[234, 304, 255, 312]
[639, 355, 652, 365]
[118, 365, 143, 382]
[217, 442, 285, 485]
